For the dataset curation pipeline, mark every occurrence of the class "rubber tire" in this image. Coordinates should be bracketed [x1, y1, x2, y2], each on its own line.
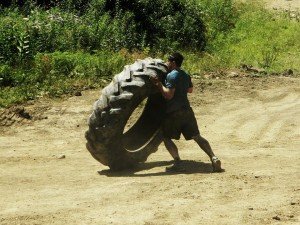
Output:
[85, 58, 167, 170]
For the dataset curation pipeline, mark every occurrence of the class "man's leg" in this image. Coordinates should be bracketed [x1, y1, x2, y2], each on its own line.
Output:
[192, 134, 215, 158]
[163, 137, 185, 172]
[192, 134, 222, 172]
[163, 137, 180, 161]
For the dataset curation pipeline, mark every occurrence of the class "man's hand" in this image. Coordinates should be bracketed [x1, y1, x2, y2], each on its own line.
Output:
[149, 76, 162, 88]
[149, 76, 174, 100]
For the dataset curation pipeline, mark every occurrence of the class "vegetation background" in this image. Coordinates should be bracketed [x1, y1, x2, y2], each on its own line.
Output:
[0, 0, 299, 107]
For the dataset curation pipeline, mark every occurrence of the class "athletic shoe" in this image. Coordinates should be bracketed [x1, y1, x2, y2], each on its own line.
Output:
[211, 156, 222, 172]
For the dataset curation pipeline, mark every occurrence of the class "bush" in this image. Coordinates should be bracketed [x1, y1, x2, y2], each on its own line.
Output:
[109, 0, 206, 51]
[0, 49, 134, 107]
[0, 9, 26, 64]
[0, 0, 211, 65]
[200, 0, 236, 44]
[0, 0, 244, 107]
[0, 64, 13, 86]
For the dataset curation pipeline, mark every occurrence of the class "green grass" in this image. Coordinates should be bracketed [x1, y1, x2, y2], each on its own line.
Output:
[185, 3, 300, 75]
[0, 50, 134, 107]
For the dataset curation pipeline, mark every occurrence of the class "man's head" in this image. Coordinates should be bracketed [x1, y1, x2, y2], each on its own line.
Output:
[168, 52, 184, 67]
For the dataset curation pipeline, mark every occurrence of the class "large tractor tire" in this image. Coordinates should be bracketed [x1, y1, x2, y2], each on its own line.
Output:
[85, 58, 167, 170]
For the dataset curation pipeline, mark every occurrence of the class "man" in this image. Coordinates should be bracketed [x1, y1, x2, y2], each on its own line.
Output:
[151, 52, 222, 172]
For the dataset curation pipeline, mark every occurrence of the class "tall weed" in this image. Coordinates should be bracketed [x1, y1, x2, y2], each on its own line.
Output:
[1, 0, 299, 107]
[0, 50, 132, 107]
[198, 2, 300, 73]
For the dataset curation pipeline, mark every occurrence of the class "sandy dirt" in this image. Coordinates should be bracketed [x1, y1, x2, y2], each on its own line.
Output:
[1, 1, 300, 225]
[1, 72, 299, 225]
[236, 0, 300, 10]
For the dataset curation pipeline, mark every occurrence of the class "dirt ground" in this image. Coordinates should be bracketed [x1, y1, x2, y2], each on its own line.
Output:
[237, 0, 300, 10]
[1, 1, 300, 225]
[1, 73, 299, 225]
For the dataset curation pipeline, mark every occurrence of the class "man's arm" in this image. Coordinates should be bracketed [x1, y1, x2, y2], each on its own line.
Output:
[150, 77, 175, 100]
[159, 85, 175, 100]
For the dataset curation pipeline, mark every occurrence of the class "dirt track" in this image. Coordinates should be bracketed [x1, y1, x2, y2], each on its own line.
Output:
[1, 72, 299, 224]
[237, 0, 300, 10]
[1, 1, 300, 224]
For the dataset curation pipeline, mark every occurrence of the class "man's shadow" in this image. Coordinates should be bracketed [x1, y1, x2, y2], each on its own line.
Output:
[98, 160, 224, 177]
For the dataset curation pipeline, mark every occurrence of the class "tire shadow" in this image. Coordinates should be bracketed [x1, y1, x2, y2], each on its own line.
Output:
[98, 160, 224, 177]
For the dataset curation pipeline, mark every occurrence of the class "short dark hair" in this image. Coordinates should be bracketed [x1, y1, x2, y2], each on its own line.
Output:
[168, 52, 184, 67]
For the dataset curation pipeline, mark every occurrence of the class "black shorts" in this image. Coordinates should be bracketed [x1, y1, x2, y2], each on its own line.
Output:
[162, 107, 200, 140]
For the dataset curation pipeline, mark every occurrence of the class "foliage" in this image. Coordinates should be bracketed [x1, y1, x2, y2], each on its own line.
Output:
[1, 0, 299, 107]
[200, 0, 236, 42]
[0, 0, 210, 66]
[199, 2, 300, 73]
[0, 50, 131, 107]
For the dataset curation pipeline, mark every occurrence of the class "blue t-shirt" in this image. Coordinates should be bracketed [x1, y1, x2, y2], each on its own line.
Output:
[165, 69, 193, 113]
